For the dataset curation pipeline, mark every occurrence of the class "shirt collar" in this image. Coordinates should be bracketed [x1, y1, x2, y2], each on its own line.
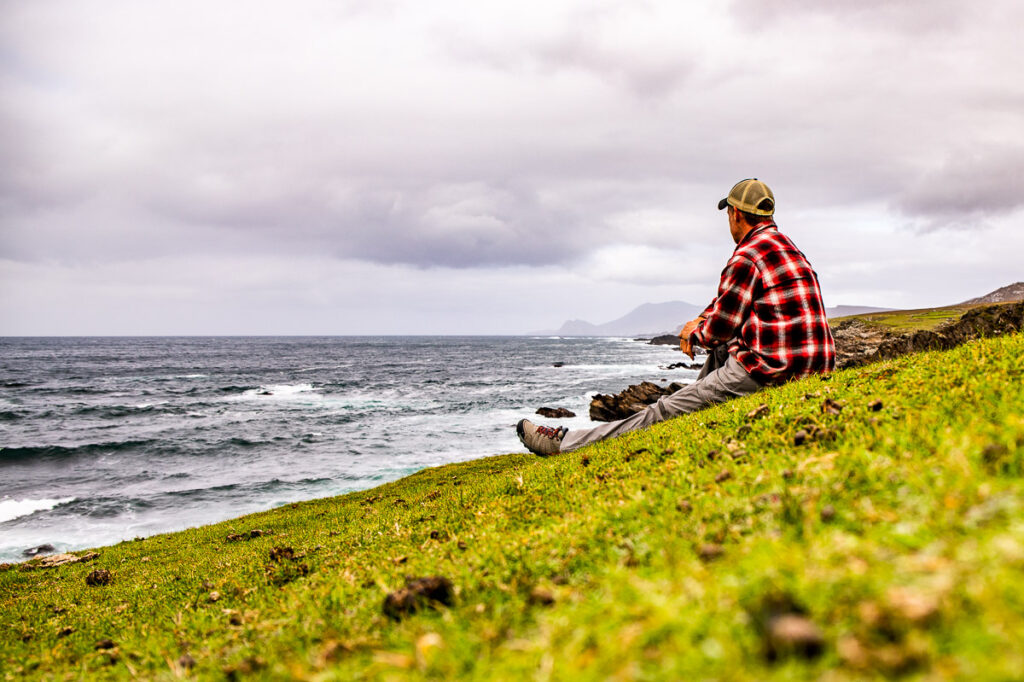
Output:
[736, 220, 776, 248]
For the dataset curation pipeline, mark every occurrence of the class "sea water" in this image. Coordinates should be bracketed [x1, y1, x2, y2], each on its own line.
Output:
[0, 336, 697, 562]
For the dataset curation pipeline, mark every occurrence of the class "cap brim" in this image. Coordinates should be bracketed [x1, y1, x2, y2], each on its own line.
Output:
[717, 198, 730, 210]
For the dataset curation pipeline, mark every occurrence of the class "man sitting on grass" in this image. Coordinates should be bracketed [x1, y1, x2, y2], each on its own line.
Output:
[517, 178, 836, 456]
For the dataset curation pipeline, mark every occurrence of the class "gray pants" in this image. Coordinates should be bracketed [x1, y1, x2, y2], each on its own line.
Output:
[560, 346, 762, 452]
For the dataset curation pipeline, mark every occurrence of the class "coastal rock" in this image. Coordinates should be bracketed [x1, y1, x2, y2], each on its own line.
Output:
[661, 361, 704, 370]
[30, 551, 99, 569]
[647, 334, 681, 346]
[22, 544, 56, 558]
[589, 381, 685, 422]
[536, 407, 575, 419]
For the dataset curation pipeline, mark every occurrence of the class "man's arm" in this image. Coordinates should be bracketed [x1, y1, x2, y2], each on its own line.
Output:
[678, 316, 705, 359]
[691, 256, 757, 349]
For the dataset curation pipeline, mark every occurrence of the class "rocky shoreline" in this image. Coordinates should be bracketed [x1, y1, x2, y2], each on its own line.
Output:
[830, 300, 1023, 369]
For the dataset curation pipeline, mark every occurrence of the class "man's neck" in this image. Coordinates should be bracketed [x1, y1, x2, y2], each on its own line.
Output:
[736, 219, 775, 245]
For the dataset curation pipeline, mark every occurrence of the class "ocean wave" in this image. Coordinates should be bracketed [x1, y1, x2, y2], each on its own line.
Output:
[243, 383, 317, 398]
[41, 476, 352, 519]
[0, 410, 23, 421]
[72, 403, 182, 419]
[0, 439, 158, 462]
[0, 497, 76, 524]
[215, 385, 258, 394]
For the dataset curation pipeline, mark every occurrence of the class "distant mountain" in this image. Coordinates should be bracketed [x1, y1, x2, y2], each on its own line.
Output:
[540, 301, 704, 337]
[960, 282, 1024, 305]
[538, 300, 896, 337]
[826, 305, 895, 319]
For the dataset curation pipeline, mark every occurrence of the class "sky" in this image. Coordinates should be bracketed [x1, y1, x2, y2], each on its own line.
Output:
[1, 0, 1022, 335]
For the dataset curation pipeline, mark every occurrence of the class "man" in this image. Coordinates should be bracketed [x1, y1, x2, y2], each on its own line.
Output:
[517, 178, 835, 456]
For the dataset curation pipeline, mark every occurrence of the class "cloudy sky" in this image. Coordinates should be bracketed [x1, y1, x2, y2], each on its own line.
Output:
[2, 0, 1022, 335]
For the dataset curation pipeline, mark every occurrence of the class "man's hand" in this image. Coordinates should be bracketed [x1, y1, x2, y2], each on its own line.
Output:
[678, 316, 705, 359]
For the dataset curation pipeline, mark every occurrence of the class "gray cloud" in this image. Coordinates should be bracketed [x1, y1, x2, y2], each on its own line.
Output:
[896, 145, 1024, 227]
[1, 0, 1023, 333]
[730, 0, 973, 34]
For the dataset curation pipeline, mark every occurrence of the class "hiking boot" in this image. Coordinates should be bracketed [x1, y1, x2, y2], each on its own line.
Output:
[516, 419, 567, 456]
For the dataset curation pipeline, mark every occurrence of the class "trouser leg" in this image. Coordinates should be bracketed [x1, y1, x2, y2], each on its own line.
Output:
[559, 354, 761, 452]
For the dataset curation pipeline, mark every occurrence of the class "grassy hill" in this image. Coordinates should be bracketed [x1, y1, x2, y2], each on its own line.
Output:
[3, 332, 1023, 680]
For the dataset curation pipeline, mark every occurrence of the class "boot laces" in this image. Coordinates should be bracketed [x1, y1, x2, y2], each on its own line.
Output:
[536, 425, 563, 439]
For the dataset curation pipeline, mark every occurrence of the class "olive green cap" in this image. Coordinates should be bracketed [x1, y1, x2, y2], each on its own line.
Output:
[717, 178, 775, 216]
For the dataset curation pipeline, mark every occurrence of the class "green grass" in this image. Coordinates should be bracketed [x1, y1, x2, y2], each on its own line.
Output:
[832, 305, 981, 331]
[3, 333, 1024, 680]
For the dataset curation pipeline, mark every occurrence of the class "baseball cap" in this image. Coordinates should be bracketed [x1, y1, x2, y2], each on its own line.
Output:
[717, 178, 775, 215]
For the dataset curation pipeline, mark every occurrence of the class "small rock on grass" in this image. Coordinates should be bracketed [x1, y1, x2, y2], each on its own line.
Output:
[94, 639, 116, 650]
[868, 399, 884, 411]
[746, 403, 770, 420]
[765, 614, 824, 661]
[383, 576, 455, 621]
[820, 505, 836, 522]
[698, 544, 724, 562]
[268, 546, 294, 562]
[85, 569, 112, 586]
[34, 552, 99, 569]
[822, 398, 844, 415]
[886, 588, 940, 626]
[752, 593, 825, 662]
[793, 430, 809, 446]
[528, 586, 556, 606]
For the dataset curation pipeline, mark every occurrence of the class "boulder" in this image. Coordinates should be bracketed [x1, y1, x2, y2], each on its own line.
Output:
[647, 334, 681, 346]
[22, 544, 56, 558]
[536, 407, 576, 419]
[589, 381, 685, 422]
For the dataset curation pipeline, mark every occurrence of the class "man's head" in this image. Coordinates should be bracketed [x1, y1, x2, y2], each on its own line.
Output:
[718, 178, 774, 244]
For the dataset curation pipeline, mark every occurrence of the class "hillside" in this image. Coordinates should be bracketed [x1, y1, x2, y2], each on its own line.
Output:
[961, 281, 1024, 305]
[3, 332, 1023, 680]
[831, 300, 1023, 368]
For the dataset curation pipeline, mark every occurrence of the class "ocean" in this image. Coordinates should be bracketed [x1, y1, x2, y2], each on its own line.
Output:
[0, 336, 697, 562]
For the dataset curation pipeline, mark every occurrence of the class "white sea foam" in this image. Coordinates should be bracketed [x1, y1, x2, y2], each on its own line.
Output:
[0, 497, 76, 524]
[238, 383, 317, 400]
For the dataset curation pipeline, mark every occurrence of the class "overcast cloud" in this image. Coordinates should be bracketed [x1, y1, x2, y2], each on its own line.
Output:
[1, 0, 1022, 334]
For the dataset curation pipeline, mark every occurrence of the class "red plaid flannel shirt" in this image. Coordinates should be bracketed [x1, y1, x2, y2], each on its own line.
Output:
[691, 221, 835, 385]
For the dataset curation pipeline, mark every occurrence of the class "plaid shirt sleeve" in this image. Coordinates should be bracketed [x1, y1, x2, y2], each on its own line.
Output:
[692, 255, 758, 348]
